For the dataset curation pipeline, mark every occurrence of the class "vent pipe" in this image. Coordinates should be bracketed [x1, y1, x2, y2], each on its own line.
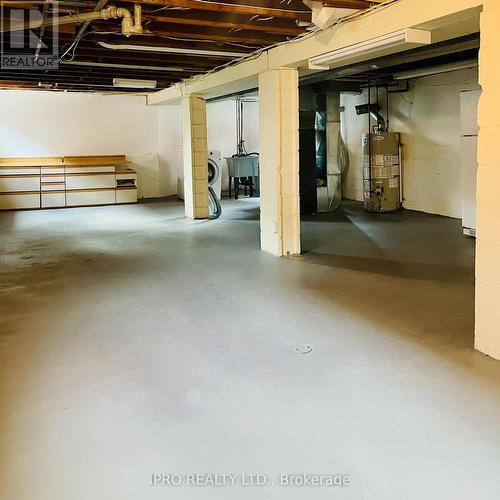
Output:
[355, 103, 387, 133]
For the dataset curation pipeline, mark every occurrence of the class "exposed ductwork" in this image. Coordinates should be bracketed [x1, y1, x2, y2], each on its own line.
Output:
[303, 0, 358, 29]
[355, 103, 387, 133]
[2, 4, 143, 37]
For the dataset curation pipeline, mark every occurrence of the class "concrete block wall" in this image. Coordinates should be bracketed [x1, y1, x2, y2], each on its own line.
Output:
[475, 0, 500, 360]
[181, 94, 209, 219]
[259, 68, 300, 256]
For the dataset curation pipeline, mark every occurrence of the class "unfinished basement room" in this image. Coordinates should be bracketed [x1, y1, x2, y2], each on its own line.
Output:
[2, 0, 500, 499]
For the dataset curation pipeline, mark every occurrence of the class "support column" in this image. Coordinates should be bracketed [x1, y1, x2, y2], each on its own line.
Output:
[258, 68, 300, 256]
[181, 93, 209, 219]
[475, 1, 500, 360]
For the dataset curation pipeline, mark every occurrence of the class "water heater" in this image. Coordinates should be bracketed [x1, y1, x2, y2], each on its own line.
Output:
[362, 132, 401, 213]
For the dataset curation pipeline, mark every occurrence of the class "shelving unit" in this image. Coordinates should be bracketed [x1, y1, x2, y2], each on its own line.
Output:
[0, 155, 137, 210]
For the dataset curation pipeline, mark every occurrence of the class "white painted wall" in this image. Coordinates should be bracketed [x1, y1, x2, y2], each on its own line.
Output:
[157, 104, 183, 199]
[0, 90, 183, 199]
[341, 68, 480, 218]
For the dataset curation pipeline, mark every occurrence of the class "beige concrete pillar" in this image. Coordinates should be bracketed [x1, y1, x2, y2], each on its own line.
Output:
[181, 93, 209, 219]
[475, 1, 500, 360]
[258, 68, 301, 256]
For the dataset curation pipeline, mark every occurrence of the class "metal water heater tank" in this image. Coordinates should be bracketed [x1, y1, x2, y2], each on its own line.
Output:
[362, 132, 401, 212]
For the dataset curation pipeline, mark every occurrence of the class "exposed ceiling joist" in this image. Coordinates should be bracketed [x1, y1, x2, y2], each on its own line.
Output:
[137, 0, 312, 21]
[142, 13, 306, 35]
[320, 0, 371, 8]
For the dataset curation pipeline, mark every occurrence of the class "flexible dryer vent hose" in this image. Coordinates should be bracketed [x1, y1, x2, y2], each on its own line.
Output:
[208, 186, 222, 219]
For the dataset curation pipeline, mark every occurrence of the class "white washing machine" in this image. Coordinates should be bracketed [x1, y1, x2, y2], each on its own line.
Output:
[208, 150, 222, 199]
[177, 150, 223, 200]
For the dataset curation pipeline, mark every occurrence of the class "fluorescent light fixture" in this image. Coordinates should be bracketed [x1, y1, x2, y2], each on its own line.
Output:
[98, 41, 247, 58]
[61, 60, 186, 72]
[308, 28, 431, 70]
[113, 78, 157, 89]
[394, 59, 478, 80]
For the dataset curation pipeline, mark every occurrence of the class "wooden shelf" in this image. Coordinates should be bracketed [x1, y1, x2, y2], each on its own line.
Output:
[63, 155, 129, 166]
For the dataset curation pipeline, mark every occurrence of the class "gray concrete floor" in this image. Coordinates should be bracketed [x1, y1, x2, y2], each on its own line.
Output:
[1, 198, 500, 500]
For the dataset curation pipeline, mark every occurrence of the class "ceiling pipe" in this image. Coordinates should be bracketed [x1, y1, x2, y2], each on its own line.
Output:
[61, 60, 187, 72]
[122, 4, 142, 36]
[97, 41, 248, 58]
[2, 4, 143, 37]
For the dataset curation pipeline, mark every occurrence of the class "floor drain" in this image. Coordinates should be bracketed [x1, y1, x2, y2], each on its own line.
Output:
[291, 343, 313, 354]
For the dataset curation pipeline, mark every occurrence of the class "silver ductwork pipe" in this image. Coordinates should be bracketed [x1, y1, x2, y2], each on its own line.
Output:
[355, 104, 387, 133]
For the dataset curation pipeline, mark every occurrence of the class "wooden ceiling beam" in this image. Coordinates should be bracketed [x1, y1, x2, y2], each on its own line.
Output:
[136, 0, 312, 21]
[0, 80, 39, 88]
[320, 0, 371, 8]
[142, 13, 305, 35]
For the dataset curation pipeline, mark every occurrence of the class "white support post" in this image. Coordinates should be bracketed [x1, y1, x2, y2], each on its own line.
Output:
[258, 68, 301, 256]
[181, 93, 209, 219]
[475, 0, 500, 360]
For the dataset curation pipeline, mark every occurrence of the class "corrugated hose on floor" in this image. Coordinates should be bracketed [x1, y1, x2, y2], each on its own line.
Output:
[208, 185, 222, 219]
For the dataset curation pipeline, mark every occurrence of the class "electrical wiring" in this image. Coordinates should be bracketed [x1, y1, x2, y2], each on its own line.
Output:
[59, 30, 117, 61]
[58, 0, 109, 61]
[248, 14, 274, 22]
[59, 30, 90, 61]
[152, 33, 259, 50]
[148, 5, 190, 12]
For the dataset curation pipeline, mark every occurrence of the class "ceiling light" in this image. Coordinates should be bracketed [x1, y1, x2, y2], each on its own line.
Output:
[113, 78, 157, 89]
[98, 41, 247, 58]
[308, 28, 431, 70]
[394, 59, 478, 80]
[62, 61, 186, 72]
